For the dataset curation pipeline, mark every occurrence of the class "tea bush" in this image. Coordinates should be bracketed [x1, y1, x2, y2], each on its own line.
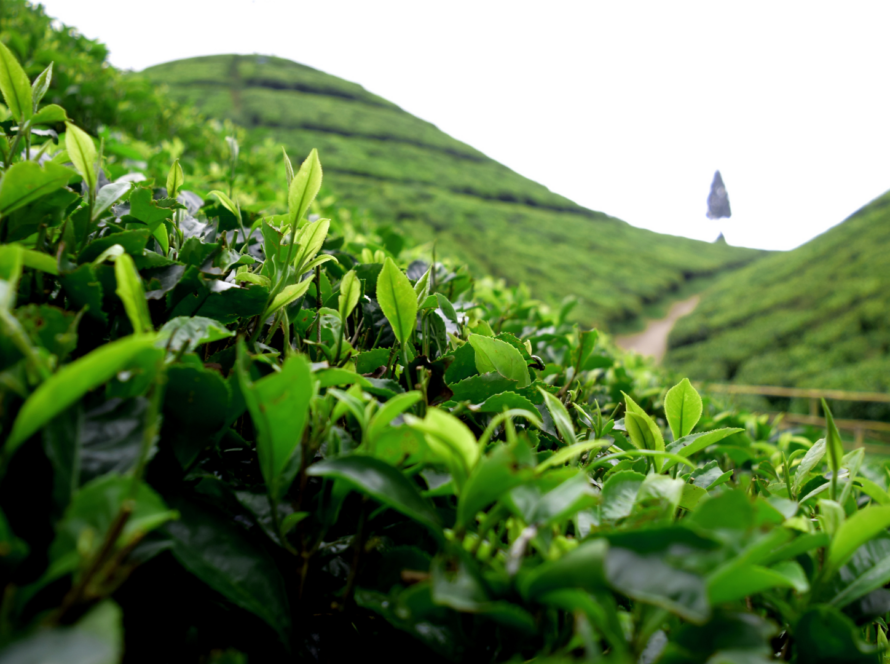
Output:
[3, 28, 890, 664]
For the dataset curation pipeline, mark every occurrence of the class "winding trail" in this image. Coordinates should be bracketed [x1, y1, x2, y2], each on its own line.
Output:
[615, 295, 701, 363]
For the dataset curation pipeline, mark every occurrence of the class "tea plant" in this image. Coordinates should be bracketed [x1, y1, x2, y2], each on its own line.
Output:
[1, 40, 890, 664]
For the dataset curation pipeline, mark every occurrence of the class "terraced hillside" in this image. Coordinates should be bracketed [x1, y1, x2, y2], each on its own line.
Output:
[142, 54, 762, 327]
[666, 191, 890, 419]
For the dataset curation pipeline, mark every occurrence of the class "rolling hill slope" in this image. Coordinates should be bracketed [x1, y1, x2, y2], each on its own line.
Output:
[665, 191, 890, 418]
[142, 54, 762, 328]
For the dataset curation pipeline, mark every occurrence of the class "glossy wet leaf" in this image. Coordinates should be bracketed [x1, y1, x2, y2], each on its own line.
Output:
[828, 505, 890, 574]
[4, 334, 159, 460]
[164, 497, 291, 645]
[376, 257, 417, 346]
[307, 455, 442, 537]
[664, 378, 702, 440]
[92, 181, 131, 221]
[831, 535, 890, 609]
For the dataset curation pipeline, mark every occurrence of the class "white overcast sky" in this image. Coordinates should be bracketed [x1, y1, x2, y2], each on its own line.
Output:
[39, 0, 890, 250]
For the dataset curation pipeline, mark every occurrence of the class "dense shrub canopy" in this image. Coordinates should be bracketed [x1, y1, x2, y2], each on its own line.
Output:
[1, 6, 890, 664]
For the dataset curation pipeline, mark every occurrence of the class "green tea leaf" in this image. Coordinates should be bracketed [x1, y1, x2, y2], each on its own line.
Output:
[92, 181, 131, 221]
[469, 334, 530, 388]
[663, 428, 744, 471]
[30, 61, 52, 109]
[114, 253, 152, 334]
[338, 269, 361, 322]
[164, 497, 291, 645]
[792, 438, 826, 497]
[664, 378, 702, 440]
[707, 564, 797, 605]
[30, 103, 67, 125]
[208, 190, 241, 224]
[521, 539, 608, 599]
[236, 346, 312, 500]
[0, 40, 32, 122]
[538, 387, 575, 444]
[376, 257, 418, 346]
[159, 316, 235, 353]
[795, 606, 879, 663]
[366, 391, 422, 442]
[0, 161, 74, 215]
[264, 278, 312, 319]
[287, 148, 322, 226]
[822, 399, 844, 483]
[828, 505, 890, 574]
[602, 471, 645, 521]
[166, 159, 184, 199]
[436, 293, 459, 325]
[407, 407, 479, 489]
[830, 535, 890, 609]
[292, 218, 330, 273]
[307, 455, 442, 538]
[458, 442, 534, 528]
[65, 122, 98, 197]
[621, 392, 664, 471]
[5, 334, 159, 460]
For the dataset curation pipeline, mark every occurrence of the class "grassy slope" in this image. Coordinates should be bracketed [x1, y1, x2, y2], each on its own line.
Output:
[665, 191, 890, 418]
[142, 54, 762, 327]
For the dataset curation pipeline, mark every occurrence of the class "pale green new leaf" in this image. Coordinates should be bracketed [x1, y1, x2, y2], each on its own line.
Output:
[792, 438, 825, 497]
[664, 378, 702, 440]
[287, 148, 322, 226]
[0, 41, 32, 122]
[264, 278, 313, 319]
[367, 391, 423, 442]
[828, 505, 890, 574]
[4, 335, 159, 457]
[292, 218, 330, 273]
[282, 147, 294, 187]
[166, 159, 184, 199]
[114, 253, 152, 334]
[338, 269, 361, 322]
[536, 440, 610, 473]
[539, 388, 575, 444]
[31, 61, 52, 109]
[65, 122, 98, 197]
[236, 345, 313, 500]
[822, 399, 844, 482]
[0, 161, 74, 215]
[376, 257, 418, 346]
[208, 190, 241, 224]
[30, 103, 66, 125]
[469, 334, 530, 388]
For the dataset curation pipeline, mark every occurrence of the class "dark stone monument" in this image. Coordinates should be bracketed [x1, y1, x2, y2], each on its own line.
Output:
[707, 170, 731, 220]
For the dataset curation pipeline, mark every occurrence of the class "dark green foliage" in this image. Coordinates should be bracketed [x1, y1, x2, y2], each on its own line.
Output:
[2, 9, 890, 664]
[666, 192, 890, 420]
[142, 54, 763, 327]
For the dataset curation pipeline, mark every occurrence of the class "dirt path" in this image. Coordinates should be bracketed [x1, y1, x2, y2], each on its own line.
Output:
[615, 295, 701, 363]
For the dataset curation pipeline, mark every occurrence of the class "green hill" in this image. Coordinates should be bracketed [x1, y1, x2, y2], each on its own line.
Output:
[142, 54, 762, 327]
[666, 191, 890, 418]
